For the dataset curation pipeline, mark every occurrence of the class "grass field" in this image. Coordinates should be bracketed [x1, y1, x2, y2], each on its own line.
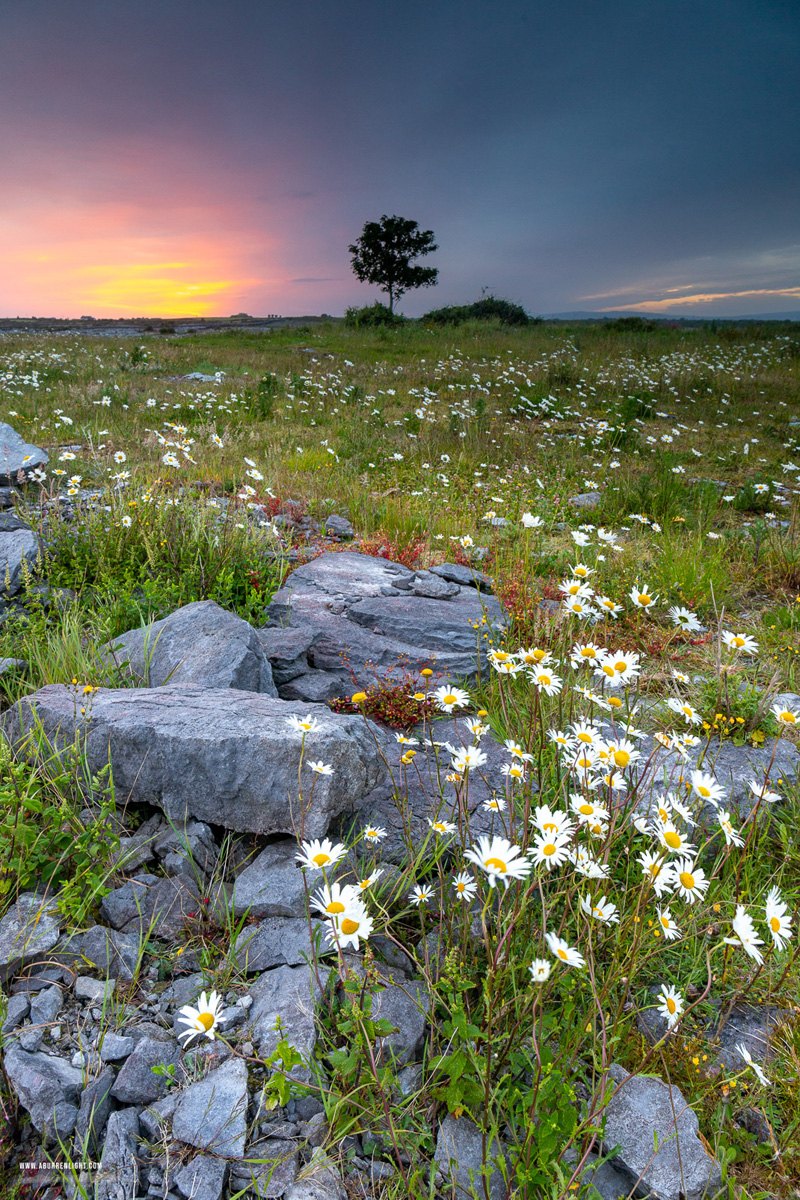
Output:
[1, 318, 800, 1197]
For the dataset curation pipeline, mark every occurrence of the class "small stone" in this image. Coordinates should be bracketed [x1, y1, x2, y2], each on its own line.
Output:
[232, 917, 325, 972]
[139, 1092, 179, 1138]
[1, 992, 29, 1033]
[409, 571, 460, 599]
[74, 1064, 115, 1157]
[95, 1108, 140, 1200]
[284, 1148, 345, 1200]
[172, 1056, 248, 1158]
[75, 975, 116, 1003]
[175, 1154, 228, 1200]
[434, 1113, 507, 1200]
[0, 892, 62, 980]
[232, 841, 308, 918]
[80, 925, 141, 981]
[231, 1139, 299, 1197]
[98, 1032, 135, 1062]
[324, 514, 354, 539]
[3, 1045, 82, 1142]
[19, 984, 63, 1052]
[110, 1036, 183, 1105]
[568, 491, 601, 509]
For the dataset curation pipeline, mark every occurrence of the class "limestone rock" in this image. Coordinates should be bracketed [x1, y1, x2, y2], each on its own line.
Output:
[110, 1036, 183, 1105]
[232, 917, 327, 972]
[0, 892, 62, 981]
[95, 1108, 140, 1200]
[230, 1139, 299, 1197]
[284, 1148, 345, 1200]
[172, 1056, 248, 1158]
[324, 514, 354, 539]
[4, 1045, 82, 1141]
[568, 491, 601, 509]
[2, 685, 389, 837]
[232, 841, 308, 919]
[74, 1064, 115, 1157]
[600, 1064, 722, 1200]
[175, 1154, 228, 1200]
[0, 529, 40, 595]
[104, 598, 277, 694]
[0, 422, 49, 485]
[247, 963, 328, 1059]
[434, 1113, 507, 1200]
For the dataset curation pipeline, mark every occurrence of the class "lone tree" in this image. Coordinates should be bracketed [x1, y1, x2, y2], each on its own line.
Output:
[348, 214, 438, 312]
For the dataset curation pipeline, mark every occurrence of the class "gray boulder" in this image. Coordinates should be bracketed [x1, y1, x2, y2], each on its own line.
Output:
[434, 1113, 507, 1200]
[255, 627, 320, 685]
[100, 873, 202, 938]
[247, 963, 328, 1059]
[232, 841, 309, 919]
[104, 599, 277, 695]
[2, 685, 389, 837]
[74, 1064, 115, 1157]
[175, 1154, 228, 1200]
[568, 491, 601, 509]
[0, 529, 40, 595]
[230, 1140, 299, 1198]
[4, 1045, 82, 1141]
[343, 958, 429, 1066]
[81, 925, 141, 981]
[261, 551, 504, 694]
[284, 1148, 345, 1200]
[172, 1056, 248, 1158]
[232, 917, 326, 972]
[429, 562, 493, 592]
[0, 422, 49, 485]
[600, 1064, 722, 1200]
[633, 730, 800, 823]
[95, 1108, 140, 1200]
[110, 1036, 183, 1105]
[18, 984, 63, 1052]
[0, 892, 62, 981]
[706, 1002, 792, 1072]
[324, 514, 354, 539]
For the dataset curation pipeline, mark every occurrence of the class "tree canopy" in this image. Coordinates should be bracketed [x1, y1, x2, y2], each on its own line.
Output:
[348, 214, 438, 311]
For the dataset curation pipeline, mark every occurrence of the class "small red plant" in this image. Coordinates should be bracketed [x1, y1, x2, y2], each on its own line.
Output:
[359, 530, 425, 569]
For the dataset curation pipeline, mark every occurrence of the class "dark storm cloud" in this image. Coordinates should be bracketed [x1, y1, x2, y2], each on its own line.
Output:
[0, 0, 798, 315]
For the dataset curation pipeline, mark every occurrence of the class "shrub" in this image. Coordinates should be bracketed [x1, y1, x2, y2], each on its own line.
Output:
[423, 295, 532, 326]
[344, 302, 405, 329]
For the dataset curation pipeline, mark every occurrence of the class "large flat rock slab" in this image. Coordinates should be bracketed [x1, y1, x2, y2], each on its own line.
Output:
[260, 551, 504, 696]
[2, 684, 389, 836]
[104, 598, 277, 694]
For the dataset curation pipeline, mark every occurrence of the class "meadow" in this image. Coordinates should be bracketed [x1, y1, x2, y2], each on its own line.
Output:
[1, 317, 800, 1198]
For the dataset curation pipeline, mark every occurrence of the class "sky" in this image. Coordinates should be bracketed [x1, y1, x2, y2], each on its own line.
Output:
[0, 0, 798, 319]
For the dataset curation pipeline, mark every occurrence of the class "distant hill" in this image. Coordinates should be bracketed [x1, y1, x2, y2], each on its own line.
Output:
[542, 309, 800, 322]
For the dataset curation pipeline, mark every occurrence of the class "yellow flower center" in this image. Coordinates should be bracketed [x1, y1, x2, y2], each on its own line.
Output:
[341, 918, 359, 935]
[698, 786, 710, 798]
[326, 901, 346, 913]
[638, 594, 651, 605]
[485, 856, 507, 872]
[534, 649, 546, 661]
[456, 882, 466, 892]
[660, 915, 669, 928]
[443, 694, 457, 704]
[782, 711, 795, 723]
[557, 948, 568, 960]
[590, 823, 603, 835]
[575, 568, 588, 577]
[614, 660, 627, 673]
[666, 997, 676, 1014]
[613, 750, 630, 767]
[578, 803, 594, 815]
[602, 664, 615, 677]
[542, 843, 556, 856]
[539, 675, 551, 686]
[649, 863, 661, 878]
[609, 698, 623, 709]
[770, 916, 781, 932]
[197, 1012, 215, 1031]
[664, 831, 682, 849]
[733, 636, 745, 647]
[682, 706, 692, 717]
[679, 871, 695, 890]
[312, 852, 331, 866]
[578, 732, 592, 743]
[543, 821, 557, 832]
[581, 648, 596, 659]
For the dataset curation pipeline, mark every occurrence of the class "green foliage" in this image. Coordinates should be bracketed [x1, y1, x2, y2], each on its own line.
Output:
[42, 494, 286, 633]
[344, 302, 405, 329]
[348, 214, 438, 311]
[0, 729, 119, 924]
[423, 294, 532, 326]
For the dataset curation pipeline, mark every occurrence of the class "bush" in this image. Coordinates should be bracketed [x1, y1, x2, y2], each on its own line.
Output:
[344, 302, 405, 328]
[423, 295, 533, 326]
